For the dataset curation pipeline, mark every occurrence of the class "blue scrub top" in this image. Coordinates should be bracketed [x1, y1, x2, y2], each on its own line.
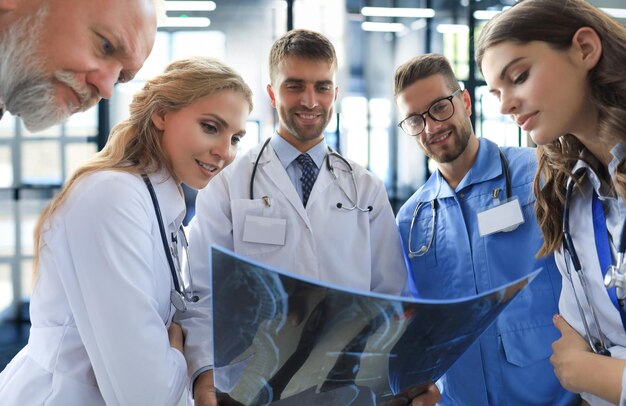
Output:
[397, 138, 576, 405]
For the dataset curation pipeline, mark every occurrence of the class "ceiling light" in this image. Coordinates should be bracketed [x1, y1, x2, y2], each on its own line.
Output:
[361, 7, 435, 18]
[361, 22, 405, 32]
[436, 24, 469, 34]
[159, 16, 211, 28]
[473, 10, 501, 20]
[601, 8, 626, 18]
[165, 1, 216, 12]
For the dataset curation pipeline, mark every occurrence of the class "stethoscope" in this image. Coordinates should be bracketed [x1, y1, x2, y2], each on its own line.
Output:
[562, 169, 626, 355]
[142, 174, 198, 312]
[249, 137, 373, 212]
[407, 150, 512, 258]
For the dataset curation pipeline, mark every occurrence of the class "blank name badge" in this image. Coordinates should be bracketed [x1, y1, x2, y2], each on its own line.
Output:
[477, 197, 525, 237]
[242, 215, 287, 245]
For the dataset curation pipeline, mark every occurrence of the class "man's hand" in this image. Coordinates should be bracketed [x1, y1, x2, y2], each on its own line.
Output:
[409, 383, 441, 406]
[383, 382, 441, 406]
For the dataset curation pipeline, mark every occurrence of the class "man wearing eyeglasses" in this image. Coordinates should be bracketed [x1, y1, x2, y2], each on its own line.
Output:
[393, 54, 576, 405]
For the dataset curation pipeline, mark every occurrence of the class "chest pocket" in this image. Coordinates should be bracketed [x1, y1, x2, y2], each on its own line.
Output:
[231, 198, 286, 256]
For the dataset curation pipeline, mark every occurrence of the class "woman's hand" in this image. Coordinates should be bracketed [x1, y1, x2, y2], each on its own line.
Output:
[550, 314, 624, 404]
[168, 322, 184, 353]
[193, 370, 218, 406]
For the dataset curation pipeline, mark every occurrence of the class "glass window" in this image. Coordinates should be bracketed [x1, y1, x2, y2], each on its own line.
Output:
[369, 98, 392, 181]
[0, 200, 15, 256]
[0, 146, 12, 187]
[64, 108, 98, 137]
[65, 143, 98, 178]
[0, 112, 16, 138]
[21, 121, 61, 138]
[475, 86, 523, 147]
[21, 260, 34, 299]
[172, 31, 226, 60]
[21, 141, 61, 185]
[20, 198, 49, 257]
[0, 264, 12, 311]
[341, 96, 368, 167]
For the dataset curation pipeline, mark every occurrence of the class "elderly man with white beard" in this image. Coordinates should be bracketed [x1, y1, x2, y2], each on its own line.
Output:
[0, 0, 161, 132]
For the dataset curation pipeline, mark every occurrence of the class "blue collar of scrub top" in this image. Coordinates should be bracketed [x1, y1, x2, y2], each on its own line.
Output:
[416, 138, 509, 203]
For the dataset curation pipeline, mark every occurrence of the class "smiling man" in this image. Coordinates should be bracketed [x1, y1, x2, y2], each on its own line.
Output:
[394, 53, 576, 405]
[182, 29, 440, 406]
[0, 0, 159, 132]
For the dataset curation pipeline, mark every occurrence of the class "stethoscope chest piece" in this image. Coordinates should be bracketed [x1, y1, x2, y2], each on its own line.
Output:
[170, 290, 187, 312]
[604, 261, 626, 299]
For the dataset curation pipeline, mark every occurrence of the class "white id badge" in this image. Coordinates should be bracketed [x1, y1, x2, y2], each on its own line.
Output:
[477, 197, 525, 237]
[242, 215, 287, 245]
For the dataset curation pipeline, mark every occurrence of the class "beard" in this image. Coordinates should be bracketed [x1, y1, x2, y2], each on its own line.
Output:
[278, 105, 333, 143]
[0, 8, 98, 132]
[420, 116, 473, 164]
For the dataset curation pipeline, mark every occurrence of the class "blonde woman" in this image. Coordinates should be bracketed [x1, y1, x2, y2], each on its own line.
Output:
[0, 56, 253, 405]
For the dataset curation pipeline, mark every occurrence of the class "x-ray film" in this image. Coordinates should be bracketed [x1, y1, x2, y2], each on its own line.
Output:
[209, 246, 539, 406]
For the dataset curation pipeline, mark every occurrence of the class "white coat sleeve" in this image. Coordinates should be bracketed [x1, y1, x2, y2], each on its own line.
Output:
[60, 176, 187, 405]
[177, 171, 234, 379]
[368, 179, 409, 295]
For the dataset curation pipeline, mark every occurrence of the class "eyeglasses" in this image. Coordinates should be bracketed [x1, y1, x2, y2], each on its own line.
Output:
[398, 88, 462, 136]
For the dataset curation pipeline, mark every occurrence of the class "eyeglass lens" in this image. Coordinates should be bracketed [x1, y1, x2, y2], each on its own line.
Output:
[401, 97, 455, 136]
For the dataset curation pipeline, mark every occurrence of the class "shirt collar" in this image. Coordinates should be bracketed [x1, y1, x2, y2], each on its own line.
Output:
[572, 148, 612, 199]
[270, 133, 327, 170]
[418, 138, 502, 201]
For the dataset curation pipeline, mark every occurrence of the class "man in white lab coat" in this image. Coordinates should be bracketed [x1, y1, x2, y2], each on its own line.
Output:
[0, 0, 160, 132]
[182, 29, 440, 405]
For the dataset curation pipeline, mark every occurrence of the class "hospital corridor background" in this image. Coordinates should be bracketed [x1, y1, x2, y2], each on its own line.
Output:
[2, 0, 626, 375]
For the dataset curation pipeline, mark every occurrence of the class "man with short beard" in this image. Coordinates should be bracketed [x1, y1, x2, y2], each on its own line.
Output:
[0, 0, 159, 132]
[183, 29, 441, 406]
[394, 53, 576, 405]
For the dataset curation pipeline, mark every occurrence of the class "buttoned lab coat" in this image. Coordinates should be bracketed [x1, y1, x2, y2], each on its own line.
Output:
[0, 171, 188, 406]
[555, 157, 626, 406]
[180, 138, 408, 377]
[397, 138, 574, 405]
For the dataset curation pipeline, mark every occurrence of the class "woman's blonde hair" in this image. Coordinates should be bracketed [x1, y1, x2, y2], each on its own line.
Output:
[476, 0, 626, 255]
[33, 56, 253, 270]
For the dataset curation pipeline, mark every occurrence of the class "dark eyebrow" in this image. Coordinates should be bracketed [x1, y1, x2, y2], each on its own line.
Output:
[283, 78, 334, 87]
[499, 57, 525, 80]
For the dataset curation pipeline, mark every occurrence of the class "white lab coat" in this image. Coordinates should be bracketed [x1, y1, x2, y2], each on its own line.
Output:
[554, 164, 626, 406]
[0, 170, 188, 406]
[180, 139, 408, 377]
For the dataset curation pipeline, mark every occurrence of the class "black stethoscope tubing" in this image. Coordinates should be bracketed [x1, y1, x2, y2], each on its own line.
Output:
[142, 174, 198, 312]
[563, 171, 626, 276]
[249, 138, 372, 211]
[561, 169, 626, 356]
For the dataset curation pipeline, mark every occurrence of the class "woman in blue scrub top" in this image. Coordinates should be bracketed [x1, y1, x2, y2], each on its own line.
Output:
[478, 0, 626, 404]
